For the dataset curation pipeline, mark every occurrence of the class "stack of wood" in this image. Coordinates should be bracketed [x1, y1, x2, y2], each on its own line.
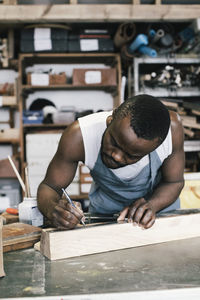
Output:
[161, 99, 200, 139]
[0, 38, 8, 68]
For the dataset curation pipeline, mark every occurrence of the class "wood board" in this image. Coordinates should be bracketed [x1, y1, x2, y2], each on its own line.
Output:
[40, 212, 200, 261]
[0, 217, 5, 277]
[3, 223, 42, 253]
[1, 212, 19, 224]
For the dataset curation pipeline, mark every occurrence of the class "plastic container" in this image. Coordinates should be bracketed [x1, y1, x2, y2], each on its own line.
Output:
[0, 194, 10, 213]
[18, 197, 43, 227]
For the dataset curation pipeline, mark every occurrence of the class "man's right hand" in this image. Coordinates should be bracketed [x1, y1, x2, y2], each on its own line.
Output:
[52, 199, 84, 230]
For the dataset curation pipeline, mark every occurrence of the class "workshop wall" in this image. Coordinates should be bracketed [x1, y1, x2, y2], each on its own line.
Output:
[0, 3, 200, 208]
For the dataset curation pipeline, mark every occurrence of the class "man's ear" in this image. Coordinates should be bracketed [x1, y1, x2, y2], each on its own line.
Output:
[106, 115, 113, 127]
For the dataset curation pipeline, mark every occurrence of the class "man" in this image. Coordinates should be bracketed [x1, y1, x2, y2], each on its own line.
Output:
[37, 94, 185, 230]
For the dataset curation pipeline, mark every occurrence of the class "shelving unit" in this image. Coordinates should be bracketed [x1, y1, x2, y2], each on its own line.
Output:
[18, 52, 122, 197]
[133, 55, 200, 172]
[133, 56, 200, 97]
[0, 91, 19, 157]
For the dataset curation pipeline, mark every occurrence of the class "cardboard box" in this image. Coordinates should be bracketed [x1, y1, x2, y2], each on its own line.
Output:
[0, 96, 17, 106]
[27, 72, 67, 86]
[80, 173, 93, 184]
[80, 183, 92, 195]
[73, 68, 117, 86]
[0, 128, 20, 142]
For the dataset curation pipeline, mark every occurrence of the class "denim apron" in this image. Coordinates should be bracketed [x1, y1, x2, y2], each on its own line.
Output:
[89, 149, 180, 214]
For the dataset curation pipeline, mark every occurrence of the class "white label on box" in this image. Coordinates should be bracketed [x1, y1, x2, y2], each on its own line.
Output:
[31, 73, 49, 86]
[83, 176, 92, 182]
[0, 96, 2, 107]
[80, 183, 92, 194]
[81, 165, 90, 174]
[34, 28, 51, 40]
[85, 71, 101, 84]
[34, 39, 52, 51]
[80, 39, 99, 51]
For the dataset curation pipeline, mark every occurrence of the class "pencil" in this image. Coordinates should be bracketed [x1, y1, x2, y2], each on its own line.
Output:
[62, 188, 85, 226]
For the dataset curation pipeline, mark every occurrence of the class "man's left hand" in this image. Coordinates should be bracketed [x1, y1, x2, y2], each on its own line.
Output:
[117, 198, 156, 229]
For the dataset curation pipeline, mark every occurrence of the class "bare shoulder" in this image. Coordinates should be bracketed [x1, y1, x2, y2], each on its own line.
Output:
[57, 120, 85, 162]
[169, 110, 184, 151]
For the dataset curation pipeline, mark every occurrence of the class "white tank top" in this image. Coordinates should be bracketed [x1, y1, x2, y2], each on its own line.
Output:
[78, 111, 172, 180]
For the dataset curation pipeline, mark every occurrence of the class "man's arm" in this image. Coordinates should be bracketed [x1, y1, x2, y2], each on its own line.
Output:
[118, 111, 185, 228]
[37, 120, 85, 229]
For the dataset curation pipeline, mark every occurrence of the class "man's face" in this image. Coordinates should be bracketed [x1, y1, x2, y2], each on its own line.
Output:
[100, 115, 160, 169]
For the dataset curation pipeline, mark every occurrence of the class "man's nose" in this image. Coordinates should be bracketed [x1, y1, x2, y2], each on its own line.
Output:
[111, 149, 123, 162]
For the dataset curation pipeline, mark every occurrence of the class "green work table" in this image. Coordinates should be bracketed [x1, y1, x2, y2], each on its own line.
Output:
[1, 236, 200, 299]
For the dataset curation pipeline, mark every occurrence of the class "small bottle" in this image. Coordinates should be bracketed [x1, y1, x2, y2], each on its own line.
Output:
[18, 197, 43, 227]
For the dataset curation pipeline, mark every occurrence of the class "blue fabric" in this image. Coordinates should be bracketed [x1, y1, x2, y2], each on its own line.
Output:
[89, 149, 180, 214]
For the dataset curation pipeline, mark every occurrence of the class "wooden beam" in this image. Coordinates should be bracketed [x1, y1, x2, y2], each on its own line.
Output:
[3, 223, 41, 253]
[40, 211, 200, 261]
[0, 217, 5, 277]
[69, 0, 77, 4]
[3, 0, 17, 4]
[0, 5, 200, 22]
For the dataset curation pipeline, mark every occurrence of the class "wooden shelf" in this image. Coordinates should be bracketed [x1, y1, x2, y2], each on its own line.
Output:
[23, 123, 68, 129]
[0, 4, 200, 22]
[0, 139, 19, 144]
[21, 84, 117, 92]
[70, 194, 88, 200]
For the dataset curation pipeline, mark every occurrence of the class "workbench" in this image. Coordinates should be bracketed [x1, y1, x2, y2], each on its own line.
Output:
[1, 237, 200, 299]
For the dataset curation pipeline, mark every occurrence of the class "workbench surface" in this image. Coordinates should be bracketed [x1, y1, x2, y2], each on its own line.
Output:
[1, 237, 200, 299]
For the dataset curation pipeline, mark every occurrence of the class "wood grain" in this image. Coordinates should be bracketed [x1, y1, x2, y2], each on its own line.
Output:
[0, 5, 200, 22]
[3, 223, 42, 253]
[40, 212, 200, 260]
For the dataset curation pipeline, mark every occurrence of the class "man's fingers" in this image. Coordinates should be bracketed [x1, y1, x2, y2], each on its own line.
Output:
[128, 198, 147, 222]
[58, 199, 84, 220]
[141, 217, 155, 229]
[117, 206, 129, 222]
[53, 205, 80, 228]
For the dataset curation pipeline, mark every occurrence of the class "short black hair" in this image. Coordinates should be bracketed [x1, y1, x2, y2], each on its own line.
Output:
[113, 94, 170, 143]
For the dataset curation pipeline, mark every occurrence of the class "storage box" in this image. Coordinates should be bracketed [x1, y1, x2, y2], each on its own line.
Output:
[80, 183, 92, 195]
[0, 96, 17, 106]
[68, 35, 114, 53]
[23, 110, 44, 124]
[73, 68, 117, 86]
[27, 72, 67, 86]
[52, 107, 76, 125]
[0, 128, 20, 142]
[80, 173, 93, 184]
[79, 164, 92, 194]
[20, 27, 69, 53]
[0, 179, 20, 210]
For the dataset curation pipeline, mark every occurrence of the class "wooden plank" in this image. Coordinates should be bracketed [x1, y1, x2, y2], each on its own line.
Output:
[0, 5, 200, 22]
[40, 212, 200, 261]
[0, 217, 5, 277]
[1, 212, 19, 224]
[2, 96, 17, 107]
[3, 0, 17, 4]
[69, 0, 77, 4]
[3, 223, 42, 253]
